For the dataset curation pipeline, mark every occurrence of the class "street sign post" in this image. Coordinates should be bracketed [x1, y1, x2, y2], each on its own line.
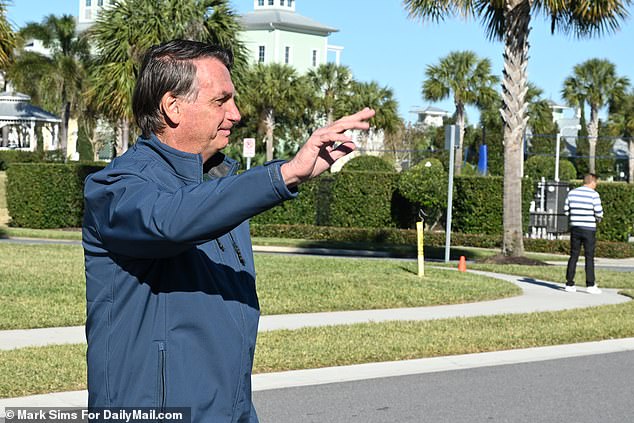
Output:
[243, 138, 256, 170]
[444, 125, 459, 263]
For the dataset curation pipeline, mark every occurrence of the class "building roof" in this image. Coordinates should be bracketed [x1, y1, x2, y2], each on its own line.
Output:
[240, 10, 338, 35]
[410, 106, 450, 116]
[0, 92, 61, 123]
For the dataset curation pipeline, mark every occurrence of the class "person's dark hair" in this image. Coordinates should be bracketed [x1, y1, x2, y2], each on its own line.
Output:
[584, 173, 598, 184]
[132, 39, 233, 138]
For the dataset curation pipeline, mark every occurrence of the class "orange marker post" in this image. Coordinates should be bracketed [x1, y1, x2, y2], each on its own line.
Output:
[458, 255, 467, 272]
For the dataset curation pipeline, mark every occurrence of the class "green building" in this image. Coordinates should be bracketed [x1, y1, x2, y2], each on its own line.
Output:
[239, 0, 342, 74]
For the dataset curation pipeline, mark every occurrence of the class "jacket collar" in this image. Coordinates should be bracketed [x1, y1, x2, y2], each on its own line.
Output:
[135, 135, 239, 181]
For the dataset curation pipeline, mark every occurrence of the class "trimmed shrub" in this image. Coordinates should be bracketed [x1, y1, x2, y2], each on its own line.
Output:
[525, 155, 576, 181]
[0, 150, 43, 170]
[328, 170, 398, 228]
[251, 224, 634, 258]
[452, 176, 535, 235]
[397, 158, 447, 228]
[6, 163, 104, 228]
[251, 177, 320, 225]
[595, 182, 634, 242]
[342, 155, 396, 172]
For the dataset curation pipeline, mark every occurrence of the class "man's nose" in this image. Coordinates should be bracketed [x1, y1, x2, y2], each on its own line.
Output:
[227, 100, 241, 123]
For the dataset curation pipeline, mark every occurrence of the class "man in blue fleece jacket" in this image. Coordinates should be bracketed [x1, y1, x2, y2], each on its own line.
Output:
[83, 39, 373, 423]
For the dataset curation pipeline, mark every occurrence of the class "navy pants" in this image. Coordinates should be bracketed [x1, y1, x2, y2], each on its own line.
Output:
[566, 226, 597, 287]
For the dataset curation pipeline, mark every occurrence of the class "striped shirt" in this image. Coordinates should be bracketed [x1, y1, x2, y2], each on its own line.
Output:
[564, 186, 603, 230]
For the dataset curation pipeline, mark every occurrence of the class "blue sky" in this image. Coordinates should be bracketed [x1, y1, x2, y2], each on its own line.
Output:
[7, 0, 634, 124]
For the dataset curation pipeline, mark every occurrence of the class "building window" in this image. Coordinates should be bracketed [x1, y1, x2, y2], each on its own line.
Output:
[86, 0, 91, 6]
[98, 0, 103, 5]
[312, 50, 318, 67]
[280, 0, 284, 5]
[258, 0, 264, 5]
[288, 0, 293, 6]
[285, 46, 291, 64]
[268, 0, 274, 5]
[258, 46, 265, 63]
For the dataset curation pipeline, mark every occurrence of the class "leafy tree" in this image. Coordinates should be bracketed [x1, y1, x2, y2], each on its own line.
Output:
[562, 58, 630, 174]
[607, 89, 634, 182]
[8, 14, 89, 158]
[87, 0, 246, 155]
[404, 0, 632, 257]
[398, 158, 447, 230]
[524, 155, 576, 181]
[421, 50, 498, 175]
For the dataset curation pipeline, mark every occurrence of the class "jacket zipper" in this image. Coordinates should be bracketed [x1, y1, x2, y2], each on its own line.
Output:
[158, 342, 166, 412]
[228, 233, 246, 266]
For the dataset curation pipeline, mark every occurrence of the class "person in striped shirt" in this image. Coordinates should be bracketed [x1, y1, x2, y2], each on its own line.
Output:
[564, 173, 604, 294]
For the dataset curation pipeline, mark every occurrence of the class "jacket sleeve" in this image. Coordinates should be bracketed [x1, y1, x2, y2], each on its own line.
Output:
[83, 161, 296, 258]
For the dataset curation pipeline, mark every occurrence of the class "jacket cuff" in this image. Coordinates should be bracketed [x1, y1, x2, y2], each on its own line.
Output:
[265, 160, 298, 200]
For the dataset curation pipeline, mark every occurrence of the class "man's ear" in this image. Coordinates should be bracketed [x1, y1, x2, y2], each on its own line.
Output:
[160, 92, 181, 127]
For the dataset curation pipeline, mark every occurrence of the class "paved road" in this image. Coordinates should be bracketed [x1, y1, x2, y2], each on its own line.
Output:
[254, 350, 634, 423]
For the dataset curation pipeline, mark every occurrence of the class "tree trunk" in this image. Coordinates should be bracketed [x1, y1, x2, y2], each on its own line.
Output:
[60, 101, 71, 161]
[500, 0, 532, 257]
[122, 117, 130, 153]
[587, 106, 599, 174]
[264, 108, 275, 161]
[455, 101, 465, 175]
[627, 139, 634, 184]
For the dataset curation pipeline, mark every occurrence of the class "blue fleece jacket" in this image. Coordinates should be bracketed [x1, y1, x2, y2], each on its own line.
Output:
[83, 135, 296, 423]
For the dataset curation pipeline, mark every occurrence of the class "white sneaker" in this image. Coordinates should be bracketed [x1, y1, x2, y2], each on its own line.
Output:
[586, 285, 602, 294]
[564, 286, 577, 293]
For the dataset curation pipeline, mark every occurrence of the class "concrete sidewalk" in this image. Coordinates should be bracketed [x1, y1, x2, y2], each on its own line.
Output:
[0, 270, 629, 350]
[0, 269, 631, 407]
[3, 337, 634, 408]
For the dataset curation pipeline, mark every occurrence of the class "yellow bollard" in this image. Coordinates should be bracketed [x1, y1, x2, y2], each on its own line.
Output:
[416, 221, 424, 277]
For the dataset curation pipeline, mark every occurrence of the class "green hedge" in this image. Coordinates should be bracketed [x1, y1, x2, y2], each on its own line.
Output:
[328, 170, 399, 228]
[342, 155, 396, 172]
[251, 224, 634, 258]
[452, 176, 535, 235]
[595, 182, 634, 242]
[251, 177, 321, 225]
[253, 171, 400, 229]
[6, 163, 105, 228]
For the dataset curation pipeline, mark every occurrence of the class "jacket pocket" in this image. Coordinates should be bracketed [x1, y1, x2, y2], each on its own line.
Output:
[156, 341, 167, 411]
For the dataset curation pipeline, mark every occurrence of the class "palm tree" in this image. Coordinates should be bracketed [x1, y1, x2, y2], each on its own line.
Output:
[346, 81, 400, 131]
[343, 80, 401, 151]
[87, 0, 246, 155]
[306, 63, 352, 125]
[422, 50, 498, 175]
[0, 0, 16, 72]
[404, 0, 631, 257]
[8, 14, 89, 158]
[562, 58, 630, 174]
[238, 63, 309, 161]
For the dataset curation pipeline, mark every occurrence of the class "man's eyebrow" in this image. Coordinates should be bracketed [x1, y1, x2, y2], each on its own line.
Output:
[214, 91, 234, 101]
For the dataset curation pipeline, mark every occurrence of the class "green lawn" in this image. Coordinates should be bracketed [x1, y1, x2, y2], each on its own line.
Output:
[0, 243, 520, 330]
[3, 290, 633, 398]
[467, 263, 634, 289]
